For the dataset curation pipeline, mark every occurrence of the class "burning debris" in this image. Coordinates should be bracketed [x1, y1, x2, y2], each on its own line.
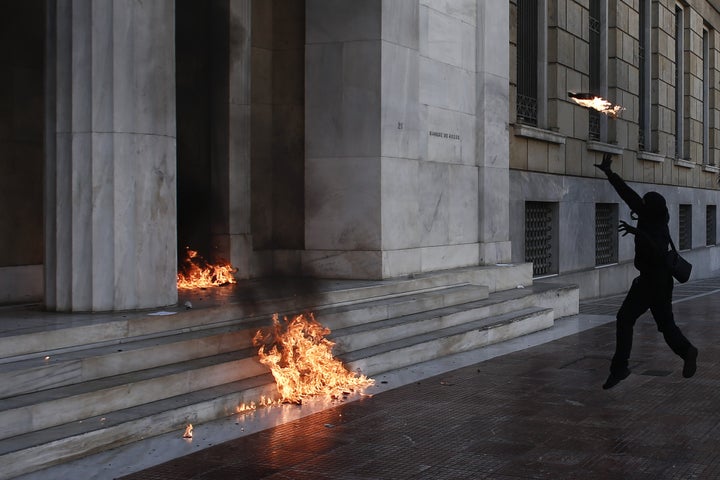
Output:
[182, 424, 193, 438]
[177, 247, 237, 289]
[568, 92, 625, 118]
[253, 313, 374, 404]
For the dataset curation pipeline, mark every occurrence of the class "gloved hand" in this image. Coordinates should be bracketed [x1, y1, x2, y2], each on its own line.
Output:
[594, 153, 613, 175]
[618, 220, 637, 237]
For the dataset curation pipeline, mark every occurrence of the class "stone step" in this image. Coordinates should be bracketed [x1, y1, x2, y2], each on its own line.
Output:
[0, 375, 279, 480]
[330, 284, 557, 354]
[0, 268, 574, 479]
[0, 268, 503, 359]
[342, 306, 555, 376]
[0, 301, 563, 479]
[0, 284, 488, 398]
[0, 348, 266, 441]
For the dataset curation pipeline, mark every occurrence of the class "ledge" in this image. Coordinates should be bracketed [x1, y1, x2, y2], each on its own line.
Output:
[637, 151, 665, 163]
[702, 164, 720, 174]
[513, 124, 566, 144]
[585, 141, 623, 155]
[674, 158, 695, 169]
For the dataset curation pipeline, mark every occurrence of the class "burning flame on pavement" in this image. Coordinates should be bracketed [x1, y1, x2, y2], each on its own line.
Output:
[177, 247, 237, 289]
[182, 424, 193, 438]
[253, 313, 374, 404]
[568, 92, 625, 118]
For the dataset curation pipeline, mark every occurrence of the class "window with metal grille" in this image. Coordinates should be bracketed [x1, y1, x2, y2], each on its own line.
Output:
[595, 203, 618, 266]
[679, 204, 692, 251]
[707, 205, 716, 246]
[588, 0, 601, 141]
[516, 0, 538, 126]
[525, 202, 556, 276]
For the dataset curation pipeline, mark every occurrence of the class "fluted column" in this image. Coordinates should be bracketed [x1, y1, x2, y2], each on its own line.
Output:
[45, 0, 177, 311]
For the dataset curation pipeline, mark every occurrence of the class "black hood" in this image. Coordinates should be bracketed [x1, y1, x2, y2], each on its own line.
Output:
[642, 191, 669, 224]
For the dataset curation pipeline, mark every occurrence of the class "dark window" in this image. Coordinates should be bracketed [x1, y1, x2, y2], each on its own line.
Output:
[516, 0, 538, 125]
[703, 28, 712, 164]
[595, 203, 618, 266]
[525, 202, 556, 276]
[675, 6, 685, 158]
[639, 0, 650, 150]
[679, 204, 692, 251]
[588, 0, 601, 141]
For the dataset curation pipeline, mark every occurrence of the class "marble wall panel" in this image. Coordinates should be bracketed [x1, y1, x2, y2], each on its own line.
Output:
[419, 56, 475, 114]
[382, 0, 419, 49]
[478, 165, 510, 243]
[410, 160, 444, 247]
[558, 201, 595, 272]
[477, 72, 510, 169]
[477, 0, 508, 79]
[448, 164, 479, 243]
[420, 0, 476, 26]
[381, 42, 420, 161]
[420, 4, 475, 70]
[305, 42, 381, 159]
[382, 248, 422, 277]
[420, 243, 479, 272]
[423, 106, 475, 165]
[305, 156, 381, 251]
[306, 0, 381, 43]
[301, 250, 383, 279]
[381, 158, 422, 249]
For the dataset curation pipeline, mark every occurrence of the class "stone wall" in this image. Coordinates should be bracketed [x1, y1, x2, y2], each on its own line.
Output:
[509, 0, 720, 295]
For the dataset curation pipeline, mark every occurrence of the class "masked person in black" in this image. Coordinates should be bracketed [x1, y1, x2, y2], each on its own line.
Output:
[595, 153, 698, 389]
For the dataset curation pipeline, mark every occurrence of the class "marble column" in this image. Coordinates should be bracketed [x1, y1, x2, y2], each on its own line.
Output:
[476, 0, 512, 263]
[209, 0, 253, 278]
[44, 0, 177, 311]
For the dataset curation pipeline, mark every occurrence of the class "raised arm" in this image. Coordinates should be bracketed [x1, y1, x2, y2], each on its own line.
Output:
[595, 153, 644, 214]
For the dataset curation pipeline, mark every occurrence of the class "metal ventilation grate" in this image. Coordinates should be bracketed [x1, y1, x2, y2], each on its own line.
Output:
[595, 203, 617, 266]
[707, 205, 716, 246]
[679, 204, 692, 251]
[525, 202, 554, 276]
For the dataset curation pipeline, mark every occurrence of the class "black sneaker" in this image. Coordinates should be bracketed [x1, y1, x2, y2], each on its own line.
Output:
[602, 369, 631, 390]
[683, 347, 698, 378]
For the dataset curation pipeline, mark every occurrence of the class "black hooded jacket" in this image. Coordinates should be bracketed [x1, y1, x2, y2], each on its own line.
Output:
[607, 172, 670, 274]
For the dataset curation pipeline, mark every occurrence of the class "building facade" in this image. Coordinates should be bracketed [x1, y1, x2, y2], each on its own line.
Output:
[0, 0, 718, 311]
[510, 0, 720, 298]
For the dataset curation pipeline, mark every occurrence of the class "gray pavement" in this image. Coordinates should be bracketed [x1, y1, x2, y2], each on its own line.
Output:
[15, 277, 720, 480]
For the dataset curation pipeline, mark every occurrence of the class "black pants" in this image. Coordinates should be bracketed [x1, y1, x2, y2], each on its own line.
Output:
[610, 273, 694, 374]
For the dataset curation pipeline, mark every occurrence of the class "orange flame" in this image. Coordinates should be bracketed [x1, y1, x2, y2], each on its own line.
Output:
[253, 313, 374, 404]
[177, 247, 237, 289]
[569, 92, 625, 118]
[182, 424, 193, 438]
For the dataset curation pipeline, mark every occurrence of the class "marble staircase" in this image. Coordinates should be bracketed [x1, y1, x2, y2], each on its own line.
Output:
[0, 265, 578, 479]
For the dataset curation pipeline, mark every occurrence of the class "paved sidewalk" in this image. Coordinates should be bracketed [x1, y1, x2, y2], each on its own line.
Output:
[115, 278, 720, 480]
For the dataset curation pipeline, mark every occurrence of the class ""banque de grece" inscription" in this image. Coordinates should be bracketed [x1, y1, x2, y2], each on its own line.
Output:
[428, 130, 461, 141]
